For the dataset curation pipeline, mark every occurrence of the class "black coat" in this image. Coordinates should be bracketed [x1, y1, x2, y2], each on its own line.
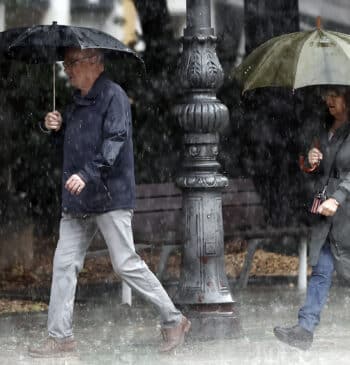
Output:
[58, 73, 135, 214]
[308, 122, 350, 266]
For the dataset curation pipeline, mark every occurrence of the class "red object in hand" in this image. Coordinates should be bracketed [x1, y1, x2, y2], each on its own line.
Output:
[299, 138, 321, 173]
[310, 194, 323, 214]
[299, 155, 318, 173]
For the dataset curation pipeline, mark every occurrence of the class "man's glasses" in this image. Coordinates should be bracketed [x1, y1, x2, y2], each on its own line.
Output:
[63, 55, 94, 70]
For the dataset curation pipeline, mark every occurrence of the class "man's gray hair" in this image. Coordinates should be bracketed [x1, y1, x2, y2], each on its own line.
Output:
[85, 48, 105, 64]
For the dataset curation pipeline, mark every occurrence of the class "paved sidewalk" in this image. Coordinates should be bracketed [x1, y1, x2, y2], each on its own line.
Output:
[1, 284, 350, 365]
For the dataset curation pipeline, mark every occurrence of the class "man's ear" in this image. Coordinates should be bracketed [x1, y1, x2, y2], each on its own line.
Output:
[90, 55, 99, 64]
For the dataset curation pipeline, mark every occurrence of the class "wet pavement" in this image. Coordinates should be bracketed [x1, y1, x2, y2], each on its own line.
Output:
[1, 283, 350, 365]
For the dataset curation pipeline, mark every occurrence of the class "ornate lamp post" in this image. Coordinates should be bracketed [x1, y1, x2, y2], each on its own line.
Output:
[174, 0, 241, 339]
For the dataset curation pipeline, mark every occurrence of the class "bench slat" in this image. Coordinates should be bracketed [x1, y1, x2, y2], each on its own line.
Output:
[136, 183, 181, 198]
[134, 192, 261, 212]
[224, 179, 257, 192]
[135, 196, 182, 212]
[135, 190, 261, 211]
[133, 178, 265, 244]
[225, 226, 310, 240]
[222, 191, 261, 206]
[223, 205, 265, 233]
[133, 211, 180, 243]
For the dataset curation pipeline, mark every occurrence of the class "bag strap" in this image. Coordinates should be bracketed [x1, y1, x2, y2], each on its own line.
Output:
[324, 127, 350, 187]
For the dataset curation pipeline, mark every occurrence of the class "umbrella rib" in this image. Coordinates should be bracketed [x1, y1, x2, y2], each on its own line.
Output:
[294, 30, 350, 88]
[246, 33, 302, 90]
[8, 27, 33, 48]
[235, 28, 350, 91]
[241, 42, 284, 90]
[69, 27, 85, 50]
[290, 33, 314, 89]
[326, 31, 350, 61]
[68, 26, 144, 66]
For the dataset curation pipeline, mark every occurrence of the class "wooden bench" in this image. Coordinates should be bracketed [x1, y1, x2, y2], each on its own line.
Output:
[132, 178, 266, 279]
[132, 182, 182, 279]
[133, 178, 309, 288]
[88, 178, 310, 303]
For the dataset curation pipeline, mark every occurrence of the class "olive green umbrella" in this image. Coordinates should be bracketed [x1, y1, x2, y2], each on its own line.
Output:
[232, 21, 350, 93]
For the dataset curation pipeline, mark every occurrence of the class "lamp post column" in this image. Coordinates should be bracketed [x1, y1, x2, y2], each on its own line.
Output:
[174, 0, 241, 339]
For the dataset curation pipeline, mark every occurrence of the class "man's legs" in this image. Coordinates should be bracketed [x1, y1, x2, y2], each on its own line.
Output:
[47, 214, 97, 338]
[96, 209, 183, 328]
[298, 242, 334, 332]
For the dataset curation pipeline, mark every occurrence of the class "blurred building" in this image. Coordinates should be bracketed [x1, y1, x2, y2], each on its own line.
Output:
[166, 0, 350, 66]
[1, 0, 349, 58]
[166, 0, 350, 33]
[0, 0, 142, 49]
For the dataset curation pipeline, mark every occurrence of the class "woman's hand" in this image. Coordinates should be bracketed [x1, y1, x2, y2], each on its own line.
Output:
[317, 198, 339, 216]
[308, 147, 323, 166]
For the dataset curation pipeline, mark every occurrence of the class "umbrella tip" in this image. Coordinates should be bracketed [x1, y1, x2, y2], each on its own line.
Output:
[316, 16, 321, 30]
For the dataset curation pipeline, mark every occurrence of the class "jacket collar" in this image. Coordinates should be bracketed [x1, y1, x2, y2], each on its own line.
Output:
[332, 121, 350, 142]
[72, 72, 108, 106]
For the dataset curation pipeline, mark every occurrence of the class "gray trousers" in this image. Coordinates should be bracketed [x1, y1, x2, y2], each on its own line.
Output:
[48, 210, 182, 339]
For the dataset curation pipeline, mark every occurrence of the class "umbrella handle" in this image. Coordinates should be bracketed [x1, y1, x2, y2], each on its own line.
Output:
[53, 63, 56, 111]
[316, 16, 321, 30]
[299, 155, 318, 173]
[299, 137, 321, 173]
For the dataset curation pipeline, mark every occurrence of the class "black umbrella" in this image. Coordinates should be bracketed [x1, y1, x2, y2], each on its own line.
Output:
[0, 26, 28, 55]
[1, 21, 144, 109]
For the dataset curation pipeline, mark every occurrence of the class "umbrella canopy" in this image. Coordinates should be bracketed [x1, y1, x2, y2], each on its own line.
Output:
[4, 22, 143, 67]
[0, 27, 28, 56]
[232, 26, 350, 93]
[0, 22, 144, 110]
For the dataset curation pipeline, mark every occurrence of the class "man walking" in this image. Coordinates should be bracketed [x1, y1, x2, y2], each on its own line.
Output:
[29, 47, 190, 357]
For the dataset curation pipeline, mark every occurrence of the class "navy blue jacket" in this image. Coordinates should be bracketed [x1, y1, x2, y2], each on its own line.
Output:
[58, 73, 135, 214]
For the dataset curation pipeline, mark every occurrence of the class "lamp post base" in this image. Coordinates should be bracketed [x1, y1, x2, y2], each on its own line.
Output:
[182, 304, 242, 340]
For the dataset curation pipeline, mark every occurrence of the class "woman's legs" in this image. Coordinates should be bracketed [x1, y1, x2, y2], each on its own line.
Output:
[298, 242, 334, 333]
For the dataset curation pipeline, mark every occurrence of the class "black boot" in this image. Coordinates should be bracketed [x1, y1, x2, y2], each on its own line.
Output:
[273, 325, 313, 350]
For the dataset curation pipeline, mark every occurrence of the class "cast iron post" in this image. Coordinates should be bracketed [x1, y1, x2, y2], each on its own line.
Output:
[174, 0, 241, 339]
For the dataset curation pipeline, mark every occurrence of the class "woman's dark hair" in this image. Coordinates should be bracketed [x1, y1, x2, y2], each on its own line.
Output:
[321, 86, 350, 129]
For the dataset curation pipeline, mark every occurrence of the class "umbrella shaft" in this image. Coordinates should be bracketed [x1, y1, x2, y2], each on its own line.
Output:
[53, 63, 56, 111]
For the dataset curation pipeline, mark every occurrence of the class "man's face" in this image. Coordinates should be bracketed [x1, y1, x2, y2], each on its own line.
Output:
[63, 49, 95, 90]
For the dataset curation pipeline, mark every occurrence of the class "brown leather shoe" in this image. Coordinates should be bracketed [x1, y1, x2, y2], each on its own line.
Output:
[28, 337, 77, 358]
[159, 316, 191, 353]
